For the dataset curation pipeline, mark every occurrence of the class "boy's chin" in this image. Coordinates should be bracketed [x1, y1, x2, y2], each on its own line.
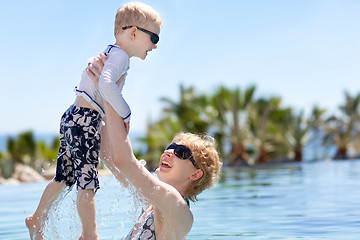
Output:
[136, 55, 146, 60]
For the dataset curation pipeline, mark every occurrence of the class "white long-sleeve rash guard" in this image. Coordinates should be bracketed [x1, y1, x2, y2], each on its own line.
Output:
[75, 44, 131, 122]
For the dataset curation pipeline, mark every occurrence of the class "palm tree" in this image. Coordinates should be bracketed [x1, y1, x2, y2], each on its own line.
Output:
[286, 110, 309, 162]
[7, 131, 36, 165]
[250, 97, 291, 164]
[37, 136, 60, 165]
[306, 106, 327, 160]
[209, 85, 256, 165]
[160, 85, 210, 133]
[323, 91, 360, 159]
[140, 85, 218, 169]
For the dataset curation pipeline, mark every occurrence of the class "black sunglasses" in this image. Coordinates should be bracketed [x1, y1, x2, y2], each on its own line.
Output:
[122, 26, 159, 44]
[165, 142, 199, 169]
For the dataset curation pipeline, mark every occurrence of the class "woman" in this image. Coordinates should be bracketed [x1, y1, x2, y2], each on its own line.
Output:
[87, 54, 222, 239]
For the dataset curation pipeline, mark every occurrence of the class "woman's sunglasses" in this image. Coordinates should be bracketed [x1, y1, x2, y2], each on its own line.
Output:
[122, 26, 159, 44]
[165, 142, 199, 169]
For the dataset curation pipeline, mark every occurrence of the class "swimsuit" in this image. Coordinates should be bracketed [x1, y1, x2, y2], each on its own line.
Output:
[124, 211, 156, 240]
[54, 105, 102, 191]
[124, 197, 190, 239]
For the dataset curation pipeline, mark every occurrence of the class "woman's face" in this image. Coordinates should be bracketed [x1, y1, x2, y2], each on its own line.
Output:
[155, 144, 198, 188]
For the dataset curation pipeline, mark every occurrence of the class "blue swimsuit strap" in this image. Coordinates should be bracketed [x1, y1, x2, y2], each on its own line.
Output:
[182, 196, 190, 207]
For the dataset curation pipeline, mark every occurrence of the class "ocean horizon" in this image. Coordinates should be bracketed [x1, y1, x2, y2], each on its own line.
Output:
[0, 131, 337, 162]
[0, 131, 147, 153]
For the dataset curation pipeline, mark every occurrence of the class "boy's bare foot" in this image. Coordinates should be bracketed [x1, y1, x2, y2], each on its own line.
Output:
[25, 214, 44, 240]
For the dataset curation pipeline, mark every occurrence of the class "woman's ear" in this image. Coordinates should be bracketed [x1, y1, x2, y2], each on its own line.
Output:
[190, 169, 203, 181]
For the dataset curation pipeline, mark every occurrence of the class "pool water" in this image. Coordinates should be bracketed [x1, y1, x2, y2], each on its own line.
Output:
[1, 160, 360, 239]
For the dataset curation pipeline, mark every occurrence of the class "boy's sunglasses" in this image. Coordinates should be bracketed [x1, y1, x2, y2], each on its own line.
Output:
[165, 142, 199, 169]
[122, 26, 159, 44]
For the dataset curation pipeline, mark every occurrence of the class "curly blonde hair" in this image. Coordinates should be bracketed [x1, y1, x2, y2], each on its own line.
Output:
[172, 133, 222, 202]
[114, 2, 162, 37]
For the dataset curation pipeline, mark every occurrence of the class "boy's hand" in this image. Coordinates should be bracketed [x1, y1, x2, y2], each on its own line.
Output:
[86, 53, 107, 87]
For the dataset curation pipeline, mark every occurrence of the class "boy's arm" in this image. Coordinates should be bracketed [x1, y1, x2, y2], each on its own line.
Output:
[87, 53, 130, 133]
[98, 52, 131, 122]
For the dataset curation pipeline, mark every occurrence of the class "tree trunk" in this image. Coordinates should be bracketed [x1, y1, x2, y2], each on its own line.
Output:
[334, 147, 347, 160]
[294, 148, 303, 162]
[256, 148, 269, 164]
[229, 142, 249, 165]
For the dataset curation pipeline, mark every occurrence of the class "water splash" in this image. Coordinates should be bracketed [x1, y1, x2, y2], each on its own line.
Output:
[139, 159, 146, 167]
[42, 188, 80, 239]
[37, 174, 148, 239]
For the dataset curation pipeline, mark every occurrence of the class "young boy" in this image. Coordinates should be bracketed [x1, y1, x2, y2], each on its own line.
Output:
[25, 2, 162, 239]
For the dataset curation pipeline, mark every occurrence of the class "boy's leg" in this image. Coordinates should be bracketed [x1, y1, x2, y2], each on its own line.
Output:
[70, 106, 101, 239]
[77, 189, 99, 240]
[25, 179, 66, 240]
[25, 106, 77, 239]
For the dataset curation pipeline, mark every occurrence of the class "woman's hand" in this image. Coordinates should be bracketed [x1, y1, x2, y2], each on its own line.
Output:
[86, 52, 130, 134]
[86, 53, 107, 88]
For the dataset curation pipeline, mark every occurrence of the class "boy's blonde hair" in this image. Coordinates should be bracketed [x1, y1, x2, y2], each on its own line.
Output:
[172, 133, 222, 202]
[114, 2, 162, 37]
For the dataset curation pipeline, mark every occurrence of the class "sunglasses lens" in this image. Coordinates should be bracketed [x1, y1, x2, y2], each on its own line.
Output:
[165, 143, 191, 159]
[165, 142, 198, 168]
[174, 145, 191, 160]
[151, 35, 159, 44]
[165, 142, 176, 150]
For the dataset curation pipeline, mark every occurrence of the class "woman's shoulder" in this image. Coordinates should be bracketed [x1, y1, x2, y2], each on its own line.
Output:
[155, 201, 193, 240]
[156, 190, 194, 229]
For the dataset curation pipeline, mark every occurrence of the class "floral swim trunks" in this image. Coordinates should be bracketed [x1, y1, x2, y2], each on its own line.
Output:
[54, 105, 102, 192]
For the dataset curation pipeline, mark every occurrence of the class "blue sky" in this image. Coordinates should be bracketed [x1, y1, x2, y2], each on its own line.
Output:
[1, 0, 359, 135]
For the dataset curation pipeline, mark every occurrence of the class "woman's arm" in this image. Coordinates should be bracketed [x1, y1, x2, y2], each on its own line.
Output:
[99, 121, 128, 187]
[101, 89, 193, 237]
[102, 102, 186, 211]
[86, 55, 191, 217]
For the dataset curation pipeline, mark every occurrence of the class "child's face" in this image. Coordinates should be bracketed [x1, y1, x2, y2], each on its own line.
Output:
[134, 24, 160, 60]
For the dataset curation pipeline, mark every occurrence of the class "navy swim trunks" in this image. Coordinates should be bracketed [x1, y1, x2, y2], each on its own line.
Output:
[54, 105, 102, 192]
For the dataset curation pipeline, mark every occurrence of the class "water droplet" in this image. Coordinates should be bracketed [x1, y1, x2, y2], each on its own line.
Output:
[47, 163, 50, 167]
[33, 225, 36, 228]
[155, 186, 160, 191]
[41, 168, 45, 173]
[139, 159, 146, 166]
